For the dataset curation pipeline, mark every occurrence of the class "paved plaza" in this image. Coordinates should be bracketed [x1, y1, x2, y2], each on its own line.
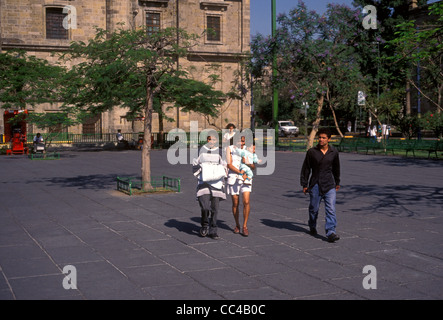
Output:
[0, 148, 442, 300]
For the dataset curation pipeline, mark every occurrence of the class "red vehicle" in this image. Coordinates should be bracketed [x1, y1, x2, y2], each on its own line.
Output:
[4, 110, 29, 155]
[10, 130, 28, 154]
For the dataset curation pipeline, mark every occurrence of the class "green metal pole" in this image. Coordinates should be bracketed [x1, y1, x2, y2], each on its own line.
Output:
[272, 0, 278, 144]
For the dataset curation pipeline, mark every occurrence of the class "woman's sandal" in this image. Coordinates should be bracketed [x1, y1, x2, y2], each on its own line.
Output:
[233, 226, 240, 234]
[242, 227, 249, 237]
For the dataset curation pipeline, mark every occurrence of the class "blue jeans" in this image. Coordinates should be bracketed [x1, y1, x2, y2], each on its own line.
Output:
[308, 184, 337, 236]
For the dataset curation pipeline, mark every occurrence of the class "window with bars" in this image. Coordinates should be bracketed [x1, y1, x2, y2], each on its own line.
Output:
[146, 12, 161, 35]
[206, 16, 221, 42]
[46, 7, 69, 40]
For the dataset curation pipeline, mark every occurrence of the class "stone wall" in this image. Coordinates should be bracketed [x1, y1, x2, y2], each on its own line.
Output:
[0, 0, 251, 138]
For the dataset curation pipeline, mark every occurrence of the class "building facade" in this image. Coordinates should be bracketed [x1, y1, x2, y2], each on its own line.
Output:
[0, 0, 251, 141]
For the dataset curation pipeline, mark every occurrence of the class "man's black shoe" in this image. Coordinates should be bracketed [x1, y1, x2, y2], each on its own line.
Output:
[209, 233, 219, 240]
[200, 227, 209, 237]
[309, 227, 317, 236]
[327, 233, 340, 243]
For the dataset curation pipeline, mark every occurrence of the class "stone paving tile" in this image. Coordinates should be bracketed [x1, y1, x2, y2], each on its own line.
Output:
[144, 282, 223, 300]
[7, 274, 83, 300]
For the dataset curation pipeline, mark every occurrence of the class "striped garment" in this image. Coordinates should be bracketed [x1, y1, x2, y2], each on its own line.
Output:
[192, 146, 227, 200]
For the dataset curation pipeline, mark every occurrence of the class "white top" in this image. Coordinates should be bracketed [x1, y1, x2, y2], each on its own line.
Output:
[223, 131, 236, 142]
[227, 145, 249, 185]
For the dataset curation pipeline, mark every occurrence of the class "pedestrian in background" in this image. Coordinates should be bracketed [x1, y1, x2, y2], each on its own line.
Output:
[368, 124, 377, 143]
[223, 123, 237, 145]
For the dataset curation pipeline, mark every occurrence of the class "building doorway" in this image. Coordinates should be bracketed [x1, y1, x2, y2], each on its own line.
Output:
[3, 110, 28, 143]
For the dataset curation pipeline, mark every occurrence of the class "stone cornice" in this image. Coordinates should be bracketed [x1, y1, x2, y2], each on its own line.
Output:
[1, 43, 71, 52]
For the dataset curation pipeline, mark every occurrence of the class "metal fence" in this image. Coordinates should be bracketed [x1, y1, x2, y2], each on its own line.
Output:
[116, 176, 181, 195]
[23, 132, 224, 147]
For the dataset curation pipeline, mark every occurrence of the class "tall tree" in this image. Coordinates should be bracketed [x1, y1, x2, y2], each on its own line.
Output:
[250, 2, 365, 147]
[59, 26, 224, 187]
[388, 1, 443, 112]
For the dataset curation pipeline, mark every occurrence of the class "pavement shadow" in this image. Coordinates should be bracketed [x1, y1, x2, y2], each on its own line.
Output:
[165, 219, 200, 236]
[165, 217, 233, 236]
[340, 184, 443, 217]
[39, 173, 133, 190]
[260, 218, 328, 241]
[281, 190, 305, 198]
[349, 156, 443, 168]
[189, 217, 232, 232]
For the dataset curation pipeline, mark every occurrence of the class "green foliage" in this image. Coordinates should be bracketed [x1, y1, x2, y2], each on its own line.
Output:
[391, 114, 420, 139]
[387, 1, 443, 110]
[352, 0, 427, 94]
[365, 87, 404, 122]
[250, 1, 366, 138]
[157, 76, 224, 118]
[0, 50, 64, 109]
[420, 111, 443, 138]
[9, 112, 74, 129]
[390, 2, 443, 62]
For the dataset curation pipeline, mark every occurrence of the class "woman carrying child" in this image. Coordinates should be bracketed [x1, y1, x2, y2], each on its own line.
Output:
[225, 133, 256, 237]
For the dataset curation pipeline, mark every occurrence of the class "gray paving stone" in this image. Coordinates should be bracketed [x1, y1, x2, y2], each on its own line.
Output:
[256, 270, 341, 299]
[123, 264, 194, 289]
[7, 274, 83, 300]
[144, 282, 223, 300]
[0, 257, 60, 279]
[185, 267, 264, 293]
[44, 245, 104, 266]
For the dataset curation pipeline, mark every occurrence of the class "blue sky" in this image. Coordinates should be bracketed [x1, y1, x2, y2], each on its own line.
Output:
[250, 0, 355, 36]
[249, 0, 440, 36]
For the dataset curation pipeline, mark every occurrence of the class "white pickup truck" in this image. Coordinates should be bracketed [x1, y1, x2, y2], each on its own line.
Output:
[278, 120, 299, 137]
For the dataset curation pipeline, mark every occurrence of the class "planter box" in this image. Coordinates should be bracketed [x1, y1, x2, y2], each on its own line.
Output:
[116, 176, 181, 195]
[28, 152, 60, 160]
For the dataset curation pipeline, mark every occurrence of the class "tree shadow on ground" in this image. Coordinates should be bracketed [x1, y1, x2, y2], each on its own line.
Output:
[36, 173, 135, 190]
[281, 190, 305, 199]
[338, 184, 443, 218]
[349, 156, 443, 168]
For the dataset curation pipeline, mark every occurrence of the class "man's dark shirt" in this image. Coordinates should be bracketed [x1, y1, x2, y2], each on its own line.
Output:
[300, 144, 340, 194]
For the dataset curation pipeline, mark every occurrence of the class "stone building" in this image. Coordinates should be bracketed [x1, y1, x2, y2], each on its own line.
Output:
[0, 0, 251, 141]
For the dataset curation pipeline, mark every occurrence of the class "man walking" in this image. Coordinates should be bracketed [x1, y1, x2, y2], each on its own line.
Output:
[300, 128, 341, 243]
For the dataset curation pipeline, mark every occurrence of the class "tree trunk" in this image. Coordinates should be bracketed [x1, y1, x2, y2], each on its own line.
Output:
[330, 104, 344, 138]
[141, 88, 153, 190]
[406, 80, 411, 115]
[307, 94, 324, 149]
[438, 83, 442, 113]
[158, 106, 164, 147]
